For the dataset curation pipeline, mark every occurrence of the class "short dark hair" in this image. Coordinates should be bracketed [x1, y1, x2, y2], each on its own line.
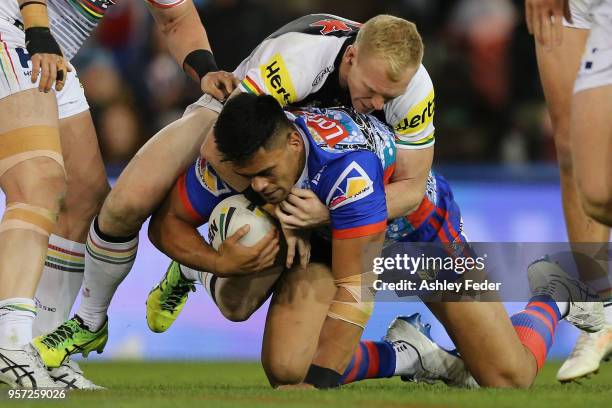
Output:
[214, 93, 292, 164]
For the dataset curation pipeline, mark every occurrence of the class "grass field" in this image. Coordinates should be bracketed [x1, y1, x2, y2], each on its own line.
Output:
[1, 361, 610, 408]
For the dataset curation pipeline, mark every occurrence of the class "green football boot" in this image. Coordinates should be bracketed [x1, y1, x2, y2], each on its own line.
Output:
[146, 261, 196, 333]
[32, 315, 108, 368]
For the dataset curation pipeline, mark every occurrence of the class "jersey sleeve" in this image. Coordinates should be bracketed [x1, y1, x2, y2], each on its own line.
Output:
[317, 152, 388, 239]
[234, 34, 324, 107]
[176, 157, 237, 224]
[384, 64, 435, 150]
[144, 0, 186, 8]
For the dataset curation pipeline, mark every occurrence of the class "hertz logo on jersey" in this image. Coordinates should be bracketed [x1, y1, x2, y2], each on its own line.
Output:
[394, 89, 435, 137]
[326, 162, 374, 210]
[261, 54, 297, 106]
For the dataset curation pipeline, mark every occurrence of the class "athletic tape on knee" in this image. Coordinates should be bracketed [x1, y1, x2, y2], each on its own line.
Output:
[0, 126, 64, 178]
[0, 202, 57, 237]
[327, 272, 376, 328]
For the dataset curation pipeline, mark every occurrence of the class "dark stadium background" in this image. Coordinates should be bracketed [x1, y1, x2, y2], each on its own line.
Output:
[37, 0, 582, 361]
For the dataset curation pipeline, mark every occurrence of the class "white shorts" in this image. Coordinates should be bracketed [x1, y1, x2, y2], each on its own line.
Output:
[0, 19, 88, 120]
[563, 0, 595, 29]
[574, 0, 612, 93]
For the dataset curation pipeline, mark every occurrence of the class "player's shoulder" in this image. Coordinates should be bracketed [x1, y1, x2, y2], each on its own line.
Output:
[383, 64, 435, 147]
[384, 64, 434, 127]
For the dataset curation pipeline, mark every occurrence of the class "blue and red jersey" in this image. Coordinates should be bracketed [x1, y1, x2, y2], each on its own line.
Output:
[177, 107, 466, 244]
[178, 107, 393, 239]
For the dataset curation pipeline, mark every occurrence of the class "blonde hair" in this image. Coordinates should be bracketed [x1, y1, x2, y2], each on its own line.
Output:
[355, 15, 424, 82]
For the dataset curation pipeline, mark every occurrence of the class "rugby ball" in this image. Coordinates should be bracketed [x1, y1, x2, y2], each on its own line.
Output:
[208, 194, 276, 249]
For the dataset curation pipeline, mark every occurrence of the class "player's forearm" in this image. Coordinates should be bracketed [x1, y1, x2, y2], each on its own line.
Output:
[386, 145, 433, 219]
[149, 211, 219, 273]
[152, 2, 214, 83]
[384, 178, 426, 219]
[19, 0, 50, 28]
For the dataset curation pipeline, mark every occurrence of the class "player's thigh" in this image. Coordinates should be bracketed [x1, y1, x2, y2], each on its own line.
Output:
[214, 265, 283, 322]
[0, 89, 65, 204]
[261, 263, 337, 385]
[100, 107, 217, 234]
[426, 301, 535, 387]
[59, 110, 109, 209]
[535, 27, 589, 160]
[571, 85, 612, 205]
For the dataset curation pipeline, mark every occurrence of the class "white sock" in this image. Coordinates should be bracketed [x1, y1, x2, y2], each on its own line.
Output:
[180, 265, 217, 303]
[179, 264, 201, 282]
[77, 219, 138, 332]
[0, 298, 36, 350]
[33, 235, 85, 337]
[555, 301, 569, 317]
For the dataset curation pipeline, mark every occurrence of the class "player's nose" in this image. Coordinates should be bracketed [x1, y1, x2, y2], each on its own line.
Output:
[372, 95, 385, 111]
[251, 177, 268, 193]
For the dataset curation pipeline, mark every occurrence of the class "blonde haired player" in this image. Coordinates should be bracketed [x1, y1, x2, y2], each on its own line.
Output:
[525, 0, 612, 382]
[0, 0, 231, 389]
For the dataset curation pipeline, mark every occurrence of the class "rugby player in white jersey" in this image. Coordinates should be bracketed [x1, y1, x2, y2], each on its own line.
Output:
[0, 0, 233, 389]
[526, 0, 612, 382]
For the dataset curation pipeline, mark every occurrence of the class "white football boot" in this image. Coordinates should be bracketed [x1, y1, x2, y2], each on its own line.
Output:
[384, 313, 478, 388]
[48, 359, 105, 390]
[528, 257, 605, 332]
[0, 344, 59, 388]
[557, 325, 612, 383]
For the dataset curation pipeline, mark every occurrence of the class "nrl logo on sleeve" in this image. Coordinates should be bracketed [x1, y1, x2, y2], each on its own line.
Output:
[260, 54, 297, 106]
[195, 157, 231, 197]
[326, 162, 374, 210]
[394, 89, 435, 136]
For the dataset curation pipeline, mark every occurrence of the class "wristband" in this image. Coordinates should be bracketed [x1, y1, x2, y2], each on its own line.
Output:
[303, 364, 342, 389]
[19, 1, 47, 10]
[25, 27, 62, 56]
[183, 49, 218, 80]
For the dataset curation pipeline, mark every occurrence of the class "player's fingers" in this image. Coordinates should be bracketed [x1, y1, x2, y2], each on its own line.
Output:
[40, 59, 51, 92]
[251, 228, 278, 250]
[563, 0, 573, 24]
[533, 8, 544, 45]
[541, 9, 553, 48]
[226, 224, 250, 243]
[205, 83, 227, 101]
[285, 194, 312, 212]
[553, 9, 563, 46]
[280, 200, 308, 220]
[220, 75, 237, 96]
[48, 62, 58, 92]
[31, 55, 41, 84]
[290, 188, 316, 199]
[259, 244, 280, 269]
[297, 239, 310, 268]
[285, 238, 296, 269]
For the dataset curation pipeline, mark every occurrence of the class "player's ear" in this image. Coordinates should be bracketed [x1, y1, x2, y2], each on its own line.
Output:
[345, 45, 357, 66]
[288, 131, 302, 151]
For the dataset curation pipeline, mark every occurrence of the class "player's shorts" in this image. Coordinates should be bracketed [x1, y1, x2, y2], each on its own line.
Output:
[0, 18, 88, 119]
[563, 0, 595, 29]
[574, 0, 612, 93]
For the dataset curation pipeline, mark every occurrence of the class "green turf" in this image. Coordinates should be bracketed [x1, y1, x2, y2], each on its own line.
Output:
[1, 361, 610, 408]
